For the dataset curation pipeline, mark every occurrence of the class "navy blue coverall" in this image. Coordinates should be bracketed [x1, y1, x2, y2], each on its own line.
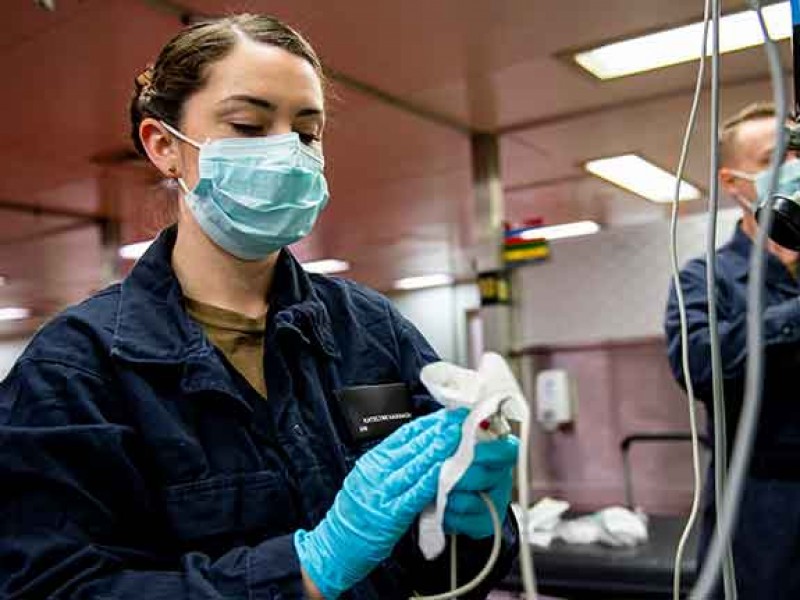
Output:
[0, 225, 517, 599]
[665, 223, 800, 599]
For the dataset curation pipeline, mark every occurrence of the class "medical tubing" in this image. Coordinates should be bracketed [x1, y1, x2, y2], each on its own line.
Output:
[450, 535, 457, 591]
[669, 0, 710, 597]
[411, 492, 503, 600]
[690, 2, 787, 597]
[706, 0, 739, 596]
[516, 405, 538, 600]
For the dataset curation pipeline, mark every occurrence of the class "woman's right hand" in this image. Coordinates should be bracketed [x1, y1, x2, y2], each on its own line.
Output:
[294, 408, 465, 599]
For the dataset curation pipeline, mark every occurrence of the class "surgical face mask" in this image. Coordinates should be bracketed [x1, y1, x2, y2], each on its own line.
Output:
[729, 159, 800, 250]
[729, 159, 800, 207]
[161, 121, 329, 260]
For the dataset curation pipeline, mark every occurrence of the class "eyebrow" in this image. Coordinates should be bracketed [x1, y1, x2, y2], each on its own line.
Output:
[218, 94, 323, 118]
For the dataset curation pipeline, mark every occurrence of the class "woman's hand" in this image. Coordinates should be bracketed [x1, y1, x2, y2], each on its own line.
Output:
[294, 409, 466, 599]
[443, 436, 519, 539]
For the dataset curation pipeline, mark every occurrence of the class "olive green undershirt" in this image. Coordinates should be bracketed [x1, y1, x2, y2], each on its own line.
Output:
[184, 297, 268, 399]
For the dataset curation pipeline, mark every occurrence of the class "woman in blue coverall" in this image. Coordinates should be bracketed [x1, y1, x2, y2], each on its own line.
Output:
[0, 14, 518, 600]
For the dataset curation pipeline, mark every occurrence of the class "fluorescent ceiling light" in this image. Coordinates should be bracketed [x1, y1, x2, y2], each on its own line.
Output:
[574, 2, 790, 79]
[519, 220, 601, 241]
[585, 154, 701, 203]
[394, 274, 454, 291]
[302, 258, 350, 274]
[0, 307, 30, 321]
[119, 239, 154, 260]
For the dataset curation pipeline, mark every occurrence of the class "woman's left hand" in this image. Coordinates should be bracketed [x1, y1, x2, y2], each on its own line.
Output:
[443, 435, 519, 539]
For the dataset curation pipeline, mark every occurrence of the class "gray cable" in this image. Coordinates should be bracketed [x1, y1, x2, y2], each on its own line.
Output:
[412, 492, 504, 600]
[516, 397, 538, 600]
[450, 534, 457, 591]
[706, 0, 738, 596]
[690, 1, 787, 596]
[670, 1, 710, 598]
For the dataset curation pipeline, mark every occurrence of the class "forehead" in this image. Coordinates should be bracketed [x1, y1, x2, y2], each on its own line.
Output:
[732, 116, 775, 160]
[200, 37, 324, 108]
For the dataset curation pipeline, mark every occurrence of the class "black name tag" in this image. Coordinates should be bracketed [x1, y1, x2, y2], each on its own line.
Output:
[336, 383, 414, 442]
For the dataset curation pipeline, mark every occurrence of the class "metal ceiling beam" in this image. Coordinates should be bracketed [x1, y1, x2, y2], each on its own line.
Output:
[0, 198, 104, 221]
[138, 0, 474, 135]
[0, 218, 97, 247]
[325, 68, 472, 134]
[498, 71, 788, 135]
[138, 2, 790, 142]
[503, 173, 590, 193]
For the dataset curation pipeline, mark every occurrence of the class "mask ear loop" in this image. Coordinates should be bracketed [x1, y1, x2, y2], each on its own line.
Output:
[725, 170, 760, 213]
[729, 192, 760, 215]
[160, 120, 203, 196]
[175, 177, 192, 196]
[726, 169, 757, 182]
[160, 120, 201, 149]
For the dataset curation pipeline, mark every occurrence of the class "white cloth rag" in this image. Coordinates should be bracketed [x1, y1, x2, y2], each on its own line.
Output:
[417, 353, 529, 560]
[556, 506, 649, 547]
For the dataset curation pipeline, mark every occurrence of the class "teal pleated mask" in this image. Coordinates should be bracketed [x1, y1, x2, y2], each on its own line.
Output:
[162, 121, 329, 260]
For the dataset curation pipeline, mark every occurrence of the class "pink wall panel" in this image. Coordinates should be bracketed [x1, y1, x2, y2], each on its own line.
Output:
[523, 339, 706, 515]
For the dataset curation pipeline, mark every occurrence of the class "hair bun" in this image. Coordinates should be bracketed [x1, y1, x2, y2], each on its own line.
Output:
[135, 65, 155, 101]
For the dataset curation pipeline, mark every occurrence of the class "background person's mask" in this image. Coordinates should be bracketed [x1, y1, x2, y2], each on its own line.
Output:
[730, 159, 800, 250]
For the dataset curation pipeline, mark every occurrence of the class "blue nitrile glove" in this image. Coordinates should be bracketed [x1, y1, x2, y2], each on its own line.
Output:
[294, 408, 467, 599]
[443, 435, 519, 539]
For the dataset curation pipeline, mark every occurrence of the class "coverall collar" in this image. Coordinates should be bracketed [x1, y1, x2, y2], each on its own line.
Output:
[112, 225, 339, 365]
[726, 221, 798, 294]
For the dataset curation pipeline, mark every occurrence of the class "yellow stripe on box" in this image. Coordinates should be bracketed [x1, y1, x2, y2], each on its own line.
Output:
[503, 246, 550, 262]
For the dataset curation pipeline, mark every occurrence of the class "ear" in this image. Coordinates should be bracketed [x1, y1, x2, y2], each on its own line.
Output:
[719, 167, 754, 211]
[718, 167, 743, 198]
[139, 118, 181, 179]
[719, 167, 736, 189]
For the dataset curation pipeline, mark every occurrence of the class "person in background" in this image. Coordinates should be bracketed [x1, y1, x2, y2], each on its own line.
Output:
[665, 101, 800, 598]
[0, 14, 518, 599]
